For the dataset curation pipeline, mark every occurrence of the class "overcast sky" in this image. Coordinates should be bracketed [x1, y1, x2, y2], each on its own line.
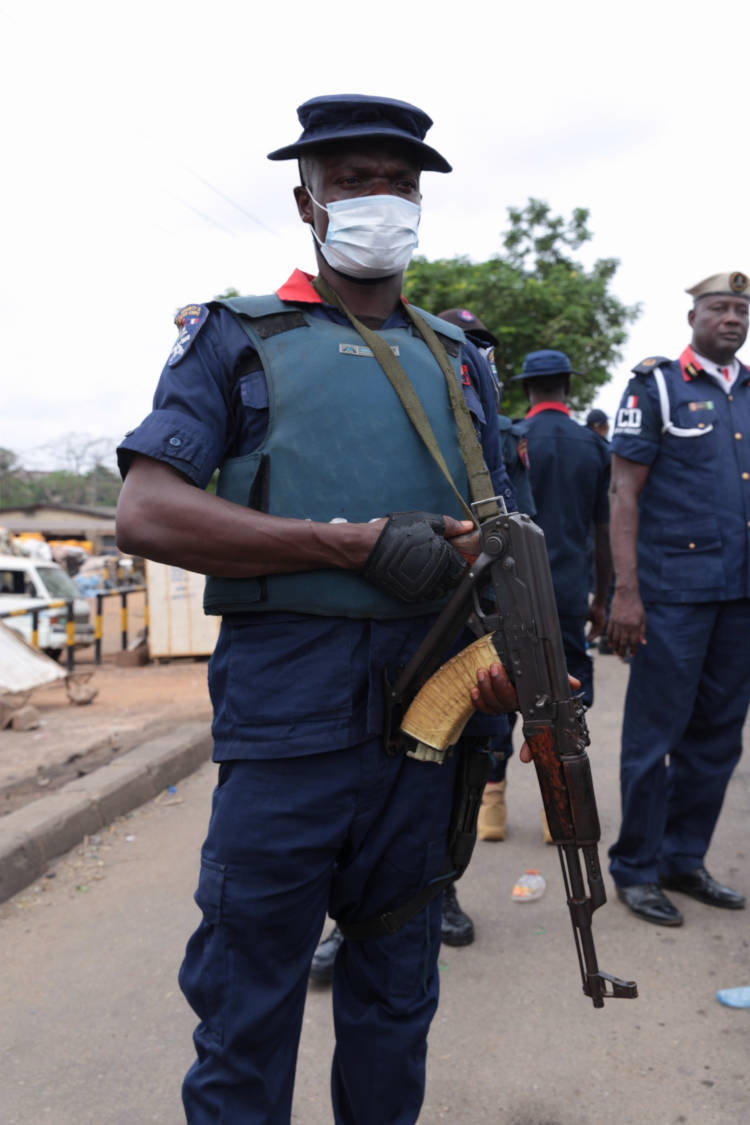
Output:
[2, 0, 747, 470]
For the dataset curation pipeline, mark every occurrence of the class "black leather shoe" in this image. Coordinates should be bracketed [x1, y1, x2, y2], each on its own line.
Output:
[441, 883, 474, 946]
[616, 883, 684, 926]
[309, 925, 344, 984]
[660, 867, 746, 910]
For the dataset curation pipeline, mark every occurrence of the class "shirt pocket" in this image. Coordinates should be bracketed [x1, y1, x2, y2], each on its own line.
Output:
[659, 518, 725, 589]
[666, 408, 719, 465]
[239, 369, 269, 410]
[223, 618, 355, 726]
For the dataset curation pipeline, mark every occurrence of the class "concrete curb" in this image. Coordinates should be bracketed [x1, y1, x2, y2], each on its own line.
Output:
[0, 721, 212, 903]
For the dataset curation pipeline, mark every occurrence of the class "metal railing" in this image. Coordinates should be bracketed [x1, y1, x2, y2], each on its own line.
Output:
[92, 585, 148, 665]
[0, 598, 76, 671]
[0, 584, 147, 670]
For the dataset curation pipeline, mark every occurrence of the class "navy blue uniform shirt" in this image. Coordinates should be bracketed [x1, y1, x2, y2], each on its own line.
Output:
[612, 346, 750, 603]
[118, 271, 516, 758]
[520, 403, 610, 618]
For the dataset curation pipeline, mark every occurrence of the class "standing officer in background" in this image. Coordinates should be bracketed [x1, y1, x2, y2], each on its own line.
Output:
[511, 350, 611, 708]
[115, 94, 518, 1124]
[608, 271, 750, 926]
[585, 407, 610, 441]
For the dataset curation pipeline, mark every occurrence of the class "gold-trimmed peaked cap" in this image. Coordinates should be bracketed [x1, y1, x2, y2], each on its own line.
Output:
[686, 271, 750, 300]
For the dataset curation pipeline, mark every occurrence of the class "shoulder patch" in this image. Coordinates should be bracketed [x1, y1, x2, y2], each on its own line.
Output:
[631, 355, 669, 376]
[167, 304, 209, 367]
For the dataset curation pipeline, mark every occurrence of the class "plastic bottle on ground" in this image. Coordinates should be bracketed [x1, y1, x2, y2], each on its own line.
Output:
[512, 869, 546, 902]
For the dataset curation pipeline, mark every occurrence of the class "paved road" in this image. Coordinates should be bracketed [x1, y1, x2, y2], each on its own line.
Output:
[1, 652, 748, 1124]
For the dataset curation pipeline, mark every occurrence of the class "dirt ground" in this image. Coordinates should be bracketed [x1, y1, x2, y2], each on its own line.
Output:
[0, 589, 212, 814]
[1, 648, 748, 1125]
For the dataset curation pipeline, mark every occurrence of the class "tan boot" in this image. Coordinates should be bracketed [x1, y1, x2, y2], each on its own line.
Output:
[478, 780, 507, 840]
[541, 808, 554, 845]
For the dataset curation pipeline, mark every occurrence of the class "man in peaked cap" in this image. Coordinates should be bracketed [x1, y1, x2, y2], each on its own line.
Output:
[607, 272, 750, 926]
[512, 349, 612, 709]
[116, 94, 518, 1123]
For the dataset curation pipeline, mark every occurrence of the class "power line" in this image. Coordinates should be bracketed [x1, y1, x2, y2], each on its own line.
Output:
[184, 166, 280, 236]
[165, 192, 237, 236]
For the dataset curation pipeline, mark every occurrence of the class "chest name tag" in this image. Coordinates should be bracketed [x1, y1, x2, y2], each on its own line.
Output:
[339, 343, 400, 358]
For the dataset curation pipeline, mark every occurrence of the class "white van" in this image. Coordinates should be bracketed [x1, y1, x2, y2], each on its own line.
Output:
[0, 554, 95, 659]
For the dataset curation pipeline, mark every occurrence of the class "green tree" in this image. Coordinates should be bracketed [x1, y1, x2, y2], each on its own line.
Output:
[0, 436, 122, 511]
[404, 198, 640, 418]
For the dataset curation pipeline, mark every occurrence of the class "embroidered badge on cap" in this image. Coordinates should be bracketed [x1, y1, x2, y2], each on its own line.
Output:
[167, 304, 209, 367]
[730, 271, 749, 293]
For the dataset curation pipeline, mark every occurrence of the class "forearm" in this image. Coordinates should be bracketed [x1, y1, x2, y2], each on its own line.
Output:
[609, 491, 640, 593]
[116, 457, 377, 577]
[608, 455, 650, 593]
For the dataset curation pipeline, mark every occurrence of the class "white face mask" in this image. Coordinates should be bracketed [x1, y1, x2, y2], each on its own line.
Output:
[307, 191, 421, 280]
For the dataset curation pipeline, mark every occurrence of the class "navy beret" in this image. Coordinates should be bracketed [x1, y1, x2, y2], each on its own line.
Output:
[267, 93, 452, 173]
[586, 408, 608, 426]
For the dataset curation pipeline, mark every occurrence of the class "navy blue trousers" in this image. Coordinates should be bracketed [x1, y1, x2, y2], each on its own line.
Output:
[559, 614, 594, 709]
[609, 599, 750, 886]
[180, 738, 460, 1124]
[486, 714, 515, 782]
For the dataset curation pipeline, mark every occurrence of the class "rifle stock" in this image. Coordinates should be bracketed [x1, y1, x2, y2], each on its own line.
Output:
[389, 502, 638, 1008]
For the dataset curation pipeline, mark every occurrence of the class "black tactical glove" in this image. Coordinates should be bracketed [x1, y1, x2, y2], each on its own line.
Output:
[363, 511, 467, 603]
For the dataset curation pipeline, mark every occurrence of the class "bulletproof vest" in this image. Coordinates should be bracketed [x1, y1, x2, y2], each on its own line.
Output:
[203, 295, 471, 618]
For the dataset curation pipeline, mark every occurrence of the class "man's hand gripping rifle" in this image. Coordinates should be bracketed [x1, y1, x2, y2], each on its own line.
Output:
[385, 500, 638, 1009]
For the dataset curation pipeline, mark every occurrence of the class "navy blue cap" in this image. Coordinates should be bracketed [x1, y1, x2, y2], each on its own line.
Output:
[586, 408, 608, 426]
[510, 349, 583, 382]
[267, 94, 452, 173]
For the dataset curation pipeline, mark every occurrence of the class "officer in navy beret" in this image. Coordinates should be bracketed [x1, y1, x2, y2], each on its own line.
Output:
[116, 94, 518, 1123]
[511, 350, 612, 710]
[608, 271, 750, 926]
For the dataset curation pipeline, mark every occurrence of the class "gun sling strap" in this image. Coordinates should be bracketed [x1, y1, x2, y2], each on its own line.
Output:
[338, 742, 490, 941]
[308, 279, 497, 939]
[312, 276, 499, 524]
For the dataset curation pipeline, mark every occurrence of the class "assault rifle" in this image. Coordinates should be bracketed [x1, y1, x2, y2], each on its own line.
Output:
[384, 500, 638, 1009]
